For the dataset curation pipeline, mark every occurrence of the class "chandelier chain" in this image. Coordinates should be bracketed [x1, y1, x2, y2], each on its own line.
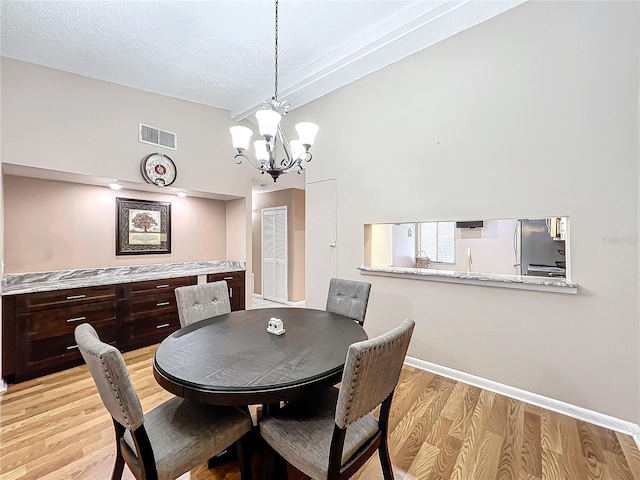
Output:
[274, 0, 279, 101]
[230, 0, 317, 182]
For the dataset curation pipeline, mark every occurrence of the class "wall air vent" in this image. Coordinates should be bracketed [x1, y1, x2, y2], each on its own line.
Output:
[139, 123, 177, 150]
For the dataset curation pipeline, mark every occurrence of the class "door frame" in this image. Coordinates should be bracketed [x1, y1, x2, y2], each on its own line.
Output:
[261, 206, 288, 303]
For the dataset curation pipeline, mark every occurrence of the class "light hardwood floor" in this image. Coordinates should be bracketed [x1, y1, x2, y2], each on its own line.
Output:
[2, 345, 640, 480]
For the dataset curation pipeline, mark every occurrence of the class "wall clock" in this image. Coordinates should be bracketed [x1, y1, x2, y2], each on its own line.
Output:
[141, 153, 177, 187]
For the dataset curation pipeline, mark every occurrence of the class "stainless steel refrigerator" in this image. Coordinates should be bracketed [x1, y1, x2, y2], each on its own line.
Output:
[517, 219, 566, 277]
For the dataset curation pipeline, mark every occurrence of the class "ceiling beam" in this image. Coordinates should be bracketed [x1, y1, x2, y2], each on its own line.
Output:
[231, 0, 527, 121]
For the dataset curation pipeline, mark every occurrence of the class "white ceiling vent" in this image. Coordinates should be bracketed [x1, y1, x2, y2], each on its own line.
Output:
[139, 123, 177, 150]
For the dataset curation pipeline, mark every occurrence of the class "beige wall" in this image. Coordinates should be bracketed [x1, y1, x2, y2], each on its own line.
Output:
[226, 197, 247, 262]
[252, 189, 305, 302]
[0, 57, 253, 274]
[0, 58, 254, 197]
[293, 2, 640, 423]
[3, 175, 229, 273]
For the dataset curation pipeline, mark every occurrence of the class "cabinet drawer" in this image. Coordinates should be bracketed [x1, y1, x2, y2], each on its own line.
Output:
[207, 271, 245, 311]
[207, 271, 244, 287]
[16, 285, 118, 313]
[16, 324, 118, 382]
[124, 276, 196, 298]
[124, 292, 177, 322]
[123, 313, 179, 351]
[20, 300, 118, 341]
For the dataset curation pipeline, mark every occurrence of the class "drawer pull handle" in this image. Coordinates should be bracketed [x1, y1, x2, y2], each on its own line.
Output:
[224, 277, 233, 280]
[67, 316, 87, 323]
[156, 284, 170, 289]
[230, 287, 233, 298]
[67, 345, 79, 350]
[156, 302, 170, 307]
[66, 294, 86, 300]
[156, 323, 170, 329]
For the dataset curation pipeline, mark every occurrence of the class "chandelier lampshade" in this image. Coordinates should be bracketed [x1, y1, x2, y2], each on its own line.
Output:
[295, 122, 319, 148]
[255, 110, 282, 140]
[229, 126, 253, 152]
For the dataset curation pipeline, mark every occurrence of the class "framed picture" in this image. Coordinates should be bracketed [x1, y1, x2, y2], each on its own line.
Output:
[116, 198, 171, 255]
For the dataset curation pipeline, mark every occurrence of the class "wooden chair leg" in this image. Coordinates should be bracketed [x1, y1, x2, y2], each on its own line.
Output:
[273, 454, 288, 480]
[378, 436, 394, 480]
[261, 443, 275, 480]
[111, 420, 126, 480]
[111, 447, 126, 480]
[236, 437, 253, 480]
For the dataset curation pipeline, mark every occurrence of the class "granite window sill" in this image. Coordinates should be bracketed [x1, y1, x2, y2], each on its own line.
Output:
[358, 266, 577, 294]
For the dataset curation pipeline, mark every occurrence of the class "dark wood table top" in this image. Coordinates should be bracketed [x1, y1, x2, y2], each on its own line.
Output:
[153, 307, 368, 406]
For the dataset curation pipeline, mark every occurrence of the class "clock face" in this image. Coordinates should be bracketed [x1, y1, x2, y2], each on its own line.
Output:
[141, 153, 177, 187]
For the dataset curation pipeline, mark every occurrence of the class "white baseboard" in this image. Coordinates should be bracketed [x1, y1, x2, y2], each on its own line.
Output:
[286, 300, 306, 307]
[252, 293, 305, 307]
[0, 378, 7, 394]
[404, 356, 640, 450]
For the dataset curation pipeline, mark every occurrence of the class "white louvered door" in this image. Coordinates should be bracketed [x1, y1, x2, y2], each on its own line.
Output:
[262, 207, 288, 303]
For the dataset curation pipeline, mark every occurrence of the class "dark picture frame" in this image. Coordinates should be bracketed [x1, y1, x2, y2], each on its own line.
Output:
[116, 198, 171, 255]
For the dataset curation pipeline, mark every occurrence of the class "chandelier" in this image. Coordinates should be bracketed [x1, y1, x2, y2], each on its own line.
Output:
[229, 0, 319, 182]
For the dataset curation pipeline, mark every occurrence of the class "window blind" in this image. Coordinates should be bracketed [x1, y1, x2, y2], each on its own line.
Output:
[418, 221, 455, 264]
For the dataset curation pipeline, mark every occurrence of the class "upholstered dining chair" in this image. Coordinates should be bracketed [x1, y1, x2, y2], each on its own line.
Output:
[174, 280, 231, 327]
[260, 318, 415, 480]
[74, 323, 253, 480]
[325, 278, 372, 326]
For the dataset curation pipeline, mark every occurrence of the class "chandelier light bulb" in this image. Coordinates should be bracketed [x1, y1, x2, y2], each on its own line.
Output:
[256, 110, 282, 139]
[295, 122, 319, 148]
[229, 126, 253, 152]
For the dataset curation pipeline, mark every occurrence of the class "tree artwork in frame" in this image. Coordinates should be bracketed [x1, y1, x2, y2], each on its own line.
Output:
[116, 198, 171, 255]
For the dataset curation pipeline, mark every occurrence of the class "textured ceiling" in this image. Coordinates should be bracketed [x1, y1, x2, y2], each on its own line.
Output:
[1, 0, 525, 120]
[1, 1, 419, 111]
[1, 0, 524, 194]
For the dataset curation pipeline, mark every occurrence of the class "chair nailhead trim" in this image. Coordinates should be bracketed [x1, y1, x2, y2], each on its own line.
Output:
[81, 345, 136, 428]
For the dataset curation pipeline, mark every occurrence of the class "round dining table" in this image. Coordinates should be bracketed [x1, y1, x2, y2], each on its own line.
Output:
[153, 307, 368, 407]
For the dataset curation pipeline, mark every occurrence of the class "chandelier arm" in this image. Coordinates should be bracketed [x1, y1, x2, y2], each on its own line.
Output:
[265, 137, 277, 170]
[234, 153, 266, 171]
[277, 127, 295, 169]
[282, 162, 304, 174]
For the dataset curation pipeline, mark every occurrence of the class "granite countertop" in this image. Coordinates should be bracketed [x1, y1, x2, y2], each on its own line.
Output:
[1, 260, 246, 295]
[358, 265, 577, 293]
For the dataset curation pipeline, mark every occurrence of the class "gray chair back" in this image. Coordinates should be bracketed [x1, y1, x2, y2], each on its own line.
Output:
[74, 323, 145, 431]
[335, 318, 415, 429]
[175, 281, 231, 327]
[326, 278, 372, 325]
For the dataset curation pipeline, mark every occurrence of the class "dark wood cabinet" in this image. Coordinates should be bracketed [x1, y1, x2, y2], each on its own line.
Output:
[1, 272, 243, 383]
[207, 270, 245, 311]
[6, 285, 122, 382]
[122, 276, 196, 350]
